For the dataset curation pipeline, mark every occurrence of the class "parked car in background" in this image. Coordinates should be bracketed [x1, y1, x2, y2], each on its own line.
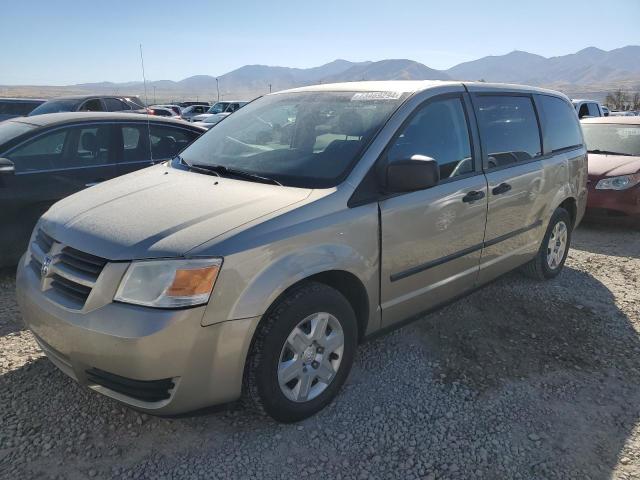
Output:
[190, 101, 247, 123]
[15, 81, 586, 422]
[28, 95, 147, 116]
[0, 112, 204, 266]
[150, 105, 182, 117]
[148, 106, 180, 118]
[192, 115, 225, 130]
[581, 116, 640, 223]
[0, 98, 46, 122]
[572, 99, 604, 119]
[180, 104, 210, 122]
[601, 106, 610, 117]
[178, 101, 210, 108]
[609, 111, 637, 117]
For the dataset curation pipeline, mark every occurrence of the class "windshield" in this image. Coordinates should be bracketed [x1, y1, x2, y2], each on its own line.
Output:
[126, 96, 146, 109]
[582, 124, 640, 156]
[207, 103, 228, 114]
[0, 120, 37, 146]
[178, 91, 407, 188]
[28, 99, 79, 116]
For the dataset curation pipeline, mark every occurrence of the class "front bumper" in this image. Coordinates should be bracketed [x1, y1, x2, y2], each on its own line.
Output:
[16, 255, 259, 415]
[586, 181, 640, 219]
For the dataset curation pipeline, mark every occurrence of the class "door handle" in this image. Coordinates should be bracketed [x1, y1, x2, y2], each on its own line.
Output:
[462, 190, 485, 203]
[492, 182, 512, 195]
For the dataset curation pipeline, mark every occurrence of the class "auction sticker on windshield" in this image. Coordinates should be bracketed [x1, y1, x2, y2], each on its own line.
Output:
[351, 91, 403, 101]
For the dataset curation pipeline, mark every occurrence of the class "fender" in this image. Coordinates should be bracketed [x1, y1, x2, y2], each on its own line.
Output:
[224, 242, 378, 324]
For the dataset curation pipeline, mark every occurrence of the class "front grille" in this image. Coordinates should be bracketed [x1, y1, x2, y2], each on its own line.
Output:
[86, 368, 175, 402]
[59, 247, 107, 278]
[34, 229, 54, 252]
[29, 228, 108, 309]
[50, 274, 92, 304]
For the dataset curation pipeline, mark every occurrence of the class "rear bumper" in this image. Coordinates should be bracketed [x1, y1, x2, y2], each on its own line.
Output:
[16, 254, 259, 415]
[586, 183, 640, 219]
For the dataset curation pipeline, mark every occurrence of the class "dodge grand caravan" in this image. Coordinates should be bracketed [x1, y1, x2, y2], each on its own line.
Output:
[17, 81, 587, 422]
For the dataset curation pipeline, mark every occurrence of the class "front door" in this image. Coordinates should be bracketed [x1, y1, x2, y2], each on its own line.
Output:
[380, 94, 488, 327]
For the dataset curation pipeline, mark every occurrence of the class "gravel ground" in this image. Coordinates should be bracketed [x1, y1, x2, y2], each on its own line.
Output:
[1, 222, 639, 480]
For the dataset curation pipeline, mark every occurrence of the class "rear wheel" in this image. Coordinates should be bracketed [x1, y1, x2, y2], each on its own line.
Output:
[244, 282, 357, 422]
[522, 207, 572, 280]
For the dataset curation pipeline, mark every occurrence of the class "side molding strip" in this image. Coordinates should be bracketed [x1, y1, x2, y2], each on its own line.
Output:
[389, 219, 543, 282]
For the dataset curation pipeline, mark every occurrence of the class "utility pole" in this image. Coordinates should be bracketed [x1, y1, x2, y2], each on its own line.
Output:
[153, 86, 156, 104]
[216, 78, 220, 102]
[269, 83, 272, 93]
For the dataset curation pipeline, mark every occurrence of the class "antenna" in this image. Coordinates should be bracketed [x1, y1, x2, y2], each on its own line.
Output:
[139, 44, 149, 105]
[139, 44, 153, 162]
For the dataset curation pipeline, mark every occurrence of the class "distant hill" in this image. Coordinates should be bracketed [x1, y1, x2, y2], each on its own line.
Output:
[1, 46, 638, 103]
[446, 45, 640, 86]
[446, 50, 547, 83]
[322, 59, 450, 82]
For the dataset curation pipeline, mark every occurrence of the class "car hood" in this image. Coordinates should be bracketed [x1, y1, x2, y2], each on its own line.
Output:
[40, 164, 312, 260]
[192, 114, 214, 121]
[588, 154, 640, 177]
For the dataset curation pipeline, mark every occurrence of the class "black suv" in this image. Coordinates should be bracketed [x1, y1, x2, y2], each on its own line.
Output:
[28, 95, 147, 116]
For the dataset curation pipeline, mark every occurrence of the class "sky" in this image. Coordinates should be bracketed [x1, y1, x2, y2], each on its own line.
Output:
[1, 0, 639, 85]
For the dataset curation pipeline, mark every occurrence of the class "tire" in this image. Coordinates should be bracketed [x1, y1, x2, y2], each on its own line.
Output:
[244, 282, 358, 422]
[522, 207, 572, 280]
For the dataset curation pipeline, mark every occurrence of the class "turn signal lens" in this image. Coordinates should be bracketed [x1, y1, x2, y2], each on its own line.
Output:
[167, 265, 220, 297]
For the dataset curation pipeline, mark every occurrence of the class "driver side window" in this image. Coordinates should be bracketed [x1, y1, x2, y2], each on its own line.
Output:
[387, 97, 473, 180]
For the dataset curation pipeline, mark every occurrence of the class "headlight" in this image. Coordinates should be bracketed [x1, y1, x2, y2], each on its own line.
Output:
[114, 258, 222, 308]
[595, 173, 640, 191]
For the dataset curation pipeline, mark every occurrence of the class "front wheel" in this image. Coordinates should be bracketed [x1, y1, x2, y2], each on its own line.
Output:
[244, 282, 357, 422]
[522, 207, 572, 280]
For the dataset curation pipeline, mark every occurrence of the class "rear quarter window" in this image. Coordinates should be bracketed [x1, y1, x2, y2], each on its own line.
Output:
[149, 125, 200, 160]
[539, 96, 583, 152]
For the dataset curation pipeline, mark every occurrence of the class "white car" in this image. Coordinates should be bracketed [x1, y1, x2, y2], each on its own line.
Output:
[192, 115, 226, 129]
[191, 101, 247, 122]
[571, 99, 604, 119]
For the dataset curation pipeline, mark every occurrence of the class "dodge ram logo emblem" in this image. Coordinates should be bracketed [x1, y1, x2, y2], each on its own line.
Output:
[41, 256, 52, 278]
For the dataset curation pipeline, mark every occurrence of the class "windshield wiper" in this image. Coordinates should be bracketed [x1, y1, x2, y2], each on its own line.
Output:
[190, 163, 282, 186]
[588, 149, 633, 156]
[174, 156, 221, 177]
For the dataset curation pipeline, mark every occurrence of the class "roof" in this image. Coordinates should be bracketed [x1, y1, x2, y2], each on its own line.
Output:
[572, 99, 600, 103]
[8, 112, 206, 129]
[581, 116, 640, 125]
[276, 80, 565, 97]
[42, 95, 140, 101]
[0, 97, 46, 102]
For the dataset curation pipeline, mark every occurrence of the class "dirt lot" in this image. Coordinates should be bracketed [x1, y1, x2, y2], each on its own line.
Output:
[1, 222, 639, 480]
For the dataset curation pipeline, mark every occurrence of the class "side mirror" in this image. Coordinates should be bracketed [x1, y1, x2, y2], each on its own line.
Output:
[385, 155, 440, 193]
[0, 158, 15, 174]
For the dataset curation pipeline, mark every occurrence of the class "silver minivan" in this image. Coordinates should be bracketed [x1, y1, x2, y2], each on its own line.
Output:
[16, 81, 588, 422]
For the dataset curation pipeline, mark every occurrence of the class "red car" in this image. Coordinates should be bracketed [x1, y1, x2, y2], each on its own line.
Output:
[581, 117, 640, 223]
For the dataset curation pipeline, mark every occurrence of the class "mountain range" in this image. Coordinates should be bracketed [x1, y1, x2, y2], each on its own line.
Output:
[2, 46, 638, 103]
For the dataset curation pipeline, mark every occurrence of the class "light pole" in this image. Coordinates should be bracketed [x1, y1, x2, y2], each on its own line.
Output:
[153, 86, 156, 104]
[269, 83, 272, 93]
[216, 78, 220, 102]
